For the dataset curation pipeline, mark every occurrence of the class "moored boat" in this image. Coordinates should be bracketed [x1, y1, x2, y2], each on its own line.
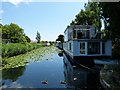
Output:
[63, 25, 112, 61]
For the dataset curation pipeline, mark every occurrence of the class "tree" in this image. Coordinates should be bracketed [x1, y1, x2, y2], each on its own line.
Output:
[2, 23, 28, 43]
[98, 2, 120, 59]
[0, 24, 2, 43]
[36, 31, 41, 43]
[25, 35, 31, 43]
[70, 2, 101, 31]
[70, 20, 75, 26]
[0, 23, 3, 28]
[56, 34, 64, 43]
[99, 2, 120, 43]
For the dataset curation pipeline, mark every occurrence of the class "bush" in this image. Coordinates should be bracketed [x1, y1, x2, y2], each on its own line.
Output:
[2, 43, 42, 58]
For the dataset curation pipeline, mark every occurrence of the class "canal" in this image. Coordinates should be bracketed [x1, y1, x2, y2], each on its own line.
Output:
[1, 46, 103, 89]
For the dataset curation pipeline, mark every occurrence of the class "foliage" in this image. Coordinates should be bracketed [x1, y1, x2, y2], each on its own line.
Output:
[99, 2, 120, 44]
[0, 23, 2, 28]
[56, 34, 64, 43]
[70, 2, 101, 30]
[2, 23, 31, 43]
[2, 66, 25, 82]
[2, 43, 42, 58]
[112, 44, 120, 60]
[1, 46, 58, 70]
[25, 35, 31, 43]
[36, 31, 41, 43]
[99, 2, 120, 59]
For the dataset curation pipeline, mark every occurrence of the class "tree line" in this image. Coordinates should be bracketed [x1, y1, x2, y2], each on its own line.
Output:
[1, 23, 31, 43]
[0, 23, 42, 43]
[1, 23, 43, 58]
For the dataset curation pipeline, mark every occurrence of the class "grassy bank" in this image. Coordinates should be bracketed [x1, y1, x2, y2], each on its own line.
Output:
[1, 46, 58, 70]
[2, 43, 43, 58]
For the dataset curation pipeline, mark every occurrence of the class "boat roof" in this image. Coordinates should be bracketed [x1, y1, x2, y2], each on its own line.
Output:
[64, 25, 96, 33]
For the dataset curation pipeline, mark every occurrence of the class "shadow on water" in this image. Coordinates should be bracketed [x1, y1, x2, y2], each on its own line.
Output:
[62, 53, 104, 90]
[2, 66, 26, 82]
[58, 51, 63, 57]
[1, 66, 26, 88]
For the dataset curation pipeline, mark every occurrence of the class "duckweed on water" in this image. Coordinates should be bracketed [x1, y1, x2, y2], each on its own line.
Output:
[1, 46, 60, 70]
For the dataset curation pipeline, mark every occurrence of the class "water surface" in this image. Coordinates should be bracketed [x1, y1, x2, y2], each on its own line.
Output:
[2, 47, 65, 88]
[1, 46, 104, 90]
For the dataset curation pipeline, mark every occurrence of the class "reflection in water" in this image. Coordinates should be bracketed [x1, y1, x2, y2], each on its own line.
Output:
[2, 66, 26, 82]
[63, 53, 102, 90]
[1, 49, 65, 88]
[1, 48, 104, 89]
[58, 51, 63, 57]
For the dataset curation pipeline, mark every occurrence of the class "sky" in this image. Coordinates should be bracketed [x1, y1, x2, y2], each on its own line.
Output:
[1, 0, 87, 41]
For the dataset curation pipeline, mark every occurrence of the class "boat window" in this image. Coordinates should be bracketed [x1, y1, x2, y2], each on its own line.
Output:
[77, 30, 90, 39]
[77, 31, 83, 39]
[73, 30, 76, 39]
[87, 42, 100, 54]
[80, 42, 85, 54]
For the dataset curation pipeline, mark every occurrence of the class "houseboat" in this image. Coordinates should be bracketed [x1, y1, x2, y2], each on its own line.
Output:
[63, 25, 112, 61]
[56, 41, 63, 50]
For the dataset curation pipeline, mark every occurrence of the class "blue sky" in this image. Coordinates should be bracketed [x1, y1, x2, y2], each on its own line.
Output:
[2, 1, 86, 41]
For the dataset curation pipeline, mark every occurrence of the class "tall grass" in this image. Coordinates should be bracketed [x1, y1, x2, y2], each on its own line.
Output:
[2, 43, 42, 58]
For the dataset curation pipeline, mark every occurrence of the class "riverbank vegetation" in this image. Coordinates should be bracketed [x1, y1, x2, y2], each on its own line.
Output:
[1, 23, 46, 58]
[0, 23, 53, 70]
[1, 46, 58, 70]
[1, 23, 30, 43]
[2, 43, 43, 58]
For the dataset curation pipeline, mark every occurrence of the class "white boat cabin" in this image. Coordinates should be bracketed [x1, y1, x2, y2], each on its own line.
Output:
[63, 25, 112, 59]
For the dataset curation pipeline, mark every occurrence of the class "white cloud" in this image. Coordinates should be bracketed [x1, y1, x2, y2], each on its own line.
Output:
[2, 0, 32, 6]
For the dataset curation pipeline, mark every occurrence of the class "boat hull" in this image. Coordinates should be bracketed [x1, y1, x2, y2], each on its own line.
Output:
[63, 50, 111, 67]
[63, 51, 95, 67]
